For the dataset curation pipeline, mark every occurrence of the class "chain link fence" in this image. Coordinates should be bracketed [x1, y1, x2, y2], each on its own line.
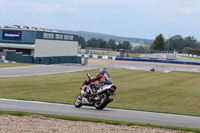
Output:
[79, 48, 178, 60]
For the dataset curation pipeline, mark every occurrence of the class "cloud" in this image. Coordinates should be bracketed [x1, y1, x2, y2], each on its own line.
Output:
[1, 0, 199, 16]
[182, 8, 194, 15]
[0, 0, 199, 40]
[0, 0, 76, 13]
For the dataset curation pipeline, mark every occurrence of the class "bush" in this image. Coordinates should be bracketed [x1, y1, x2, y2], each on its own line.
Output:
[183, 47, 200, 55]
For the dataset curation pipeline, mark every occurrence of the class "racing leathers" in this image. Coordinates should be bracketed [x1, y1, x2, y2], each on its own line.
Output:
[83, 71, 112, 100]
[89, 71, 112, 84]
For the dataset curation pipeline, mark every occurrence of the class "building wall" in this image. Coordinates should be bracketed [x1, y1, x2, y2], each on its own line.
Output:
[5, 51, 81, 64]
[36, 31, 78, 42]
[33, 39, 78, 57]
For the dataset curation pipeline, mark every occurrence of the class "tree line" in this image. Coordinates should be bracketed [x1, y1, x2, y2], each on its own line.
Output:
[79, 34, 200, 55]
[78, 36, 131, 50]
[151, 34, 200, 55]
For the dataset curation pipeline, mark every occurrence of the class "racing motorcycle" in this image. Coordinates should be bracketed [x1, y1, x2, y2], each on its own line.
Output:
[74, 73, 117, 110]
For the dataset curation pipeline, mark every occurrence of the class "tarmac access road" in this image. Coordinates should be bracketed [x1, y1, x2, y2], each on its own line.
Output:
[140, 54, 200, 63]
[0, 65, 98, 77]
[88, 59, 200, 73]
[0, 99, 200, 129]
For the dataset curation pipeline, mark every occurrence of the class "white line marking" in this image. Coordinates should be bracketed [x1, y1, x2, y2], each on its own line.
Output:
[0, 98, 67, 106]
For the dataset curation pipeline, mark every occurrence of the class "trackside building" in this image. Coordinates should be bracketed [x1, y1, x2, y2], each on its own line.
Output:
[0, 26, 81, 64]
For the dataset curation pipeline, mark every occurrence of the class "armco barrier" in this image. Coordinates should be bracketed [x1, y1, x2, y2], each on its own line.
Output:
[0, 59, 16, 63]
[115, 57, 200, 66]
[80, 54, 115, 60]
[153, 53, 200, 58]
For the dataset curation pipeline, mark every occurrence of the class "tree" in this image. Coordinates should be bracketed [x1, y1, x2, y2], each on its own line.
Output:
[116, 42, 122, 50]
[151, 34, 165, 51]
[107, 39, 116, 50]
[134, 46, 145, 53]
[78, 36, 86, 48]
[183, 47, 200, 55]
[165, 35, 186, 51]
[183, 47, 194, 54]
[87, 38, 97, 47]
[122, 41, 131, 50]
[96, 38, 106, 48]
[184, 36, 199, 49]
[116, 41, 131, 50]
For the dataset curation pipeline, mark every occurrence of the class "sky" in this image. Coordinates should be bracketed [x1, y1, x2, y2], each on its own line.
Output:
[0, 0, 199, 41]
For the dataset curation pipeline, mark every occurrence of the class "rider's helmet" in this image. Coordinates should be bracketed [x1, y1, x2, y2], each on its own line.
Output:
[99, 68, 107, 73]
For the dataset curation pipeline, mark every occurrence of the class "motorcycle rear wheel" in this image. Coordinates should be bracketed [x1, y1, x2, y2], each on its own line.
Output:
[74, 94, 83, 108]
[95, 93, 109, 110]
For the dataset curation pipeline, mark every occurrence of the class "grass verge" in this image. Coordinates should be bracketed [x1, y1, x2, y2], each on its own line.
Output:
[125, 53, 141, 57]
[0, 68, 200, 116]
[0, 63, 35, 68]
[180, 56, 200, 60]
[1, 68, 200, 131]
[91, 52, 140, 57]
[0, 110, 199, 133]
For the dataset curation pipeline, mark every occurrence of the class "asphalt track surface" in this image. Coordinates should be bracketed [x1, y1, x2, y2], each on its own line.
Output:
[88, 59, 200, 73]
[0, 99, 200, 129]
[0, 59, 200, 77]
[0, 65, 97, 77]
[0, 59, 200, 78]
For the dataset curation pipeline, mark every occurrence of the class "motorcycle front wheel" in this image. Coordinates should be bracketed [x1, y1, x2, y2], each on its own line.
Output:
[94, 93, 109, 110]
[74, 94, 83, 108]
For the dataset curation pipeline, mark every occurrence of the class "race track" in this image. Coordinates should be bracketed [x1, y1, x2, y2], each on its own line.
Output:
[0, 59, 200, 78]
[0, 99, 200, 129]
[1, 59, 200, 129]
[0, 65, 97, 77]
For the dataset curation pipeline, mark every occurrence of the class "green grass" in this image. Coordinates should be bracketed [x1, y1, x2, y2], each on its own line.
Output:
[92, 52, 141, 57]
[0, 63, 35, 68]
[181, 56, 200, 60]
[93, 52, 114, 56]
[0, 68, 200, 117]
[0, 110, 199, 133]
[125, 53, 140, 57]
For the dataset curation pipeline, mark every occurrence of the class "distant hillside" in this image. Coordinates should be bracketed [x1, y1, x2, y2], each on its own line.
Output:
[57, 30, 153, 44]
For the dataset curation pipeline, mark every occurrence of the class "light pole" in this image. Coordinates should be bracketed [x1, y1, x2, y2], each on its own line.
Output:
[167, 34, 171, 58]
[167, 34, 170, 54]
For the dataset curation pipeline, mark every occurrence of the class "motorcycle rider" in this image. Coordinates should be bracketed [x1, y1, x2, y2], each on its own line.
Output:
[89, 68, 112, 84]
[83, 68, 112, 99]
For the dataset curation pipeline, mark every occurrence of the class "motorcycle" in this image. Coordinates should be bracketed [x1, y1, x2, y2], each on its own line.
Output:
[74, 73, 117, 110]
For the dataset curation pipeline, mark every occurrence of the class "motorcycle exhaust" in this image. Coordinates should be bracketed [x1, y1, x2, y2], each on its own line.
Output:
[109, 98, 113, 103]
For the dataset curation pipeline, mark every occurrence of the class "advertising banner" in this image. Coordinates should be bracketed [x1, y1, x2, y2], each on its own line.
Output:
[2, 30, 22, 40]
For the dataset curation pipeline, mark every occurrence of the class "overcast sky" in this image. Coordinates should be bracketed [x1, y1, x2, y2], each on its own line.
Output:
[0, 0, 199, 40]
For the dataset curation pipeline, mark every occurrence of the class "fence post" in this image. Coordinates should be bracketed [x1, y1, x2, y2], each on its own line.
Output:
[84, 57, 88, 66]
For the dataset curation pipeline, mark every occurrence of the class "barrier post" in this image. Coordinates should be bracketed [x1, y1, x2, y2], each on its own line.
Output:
[84, 57, 88, 66]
